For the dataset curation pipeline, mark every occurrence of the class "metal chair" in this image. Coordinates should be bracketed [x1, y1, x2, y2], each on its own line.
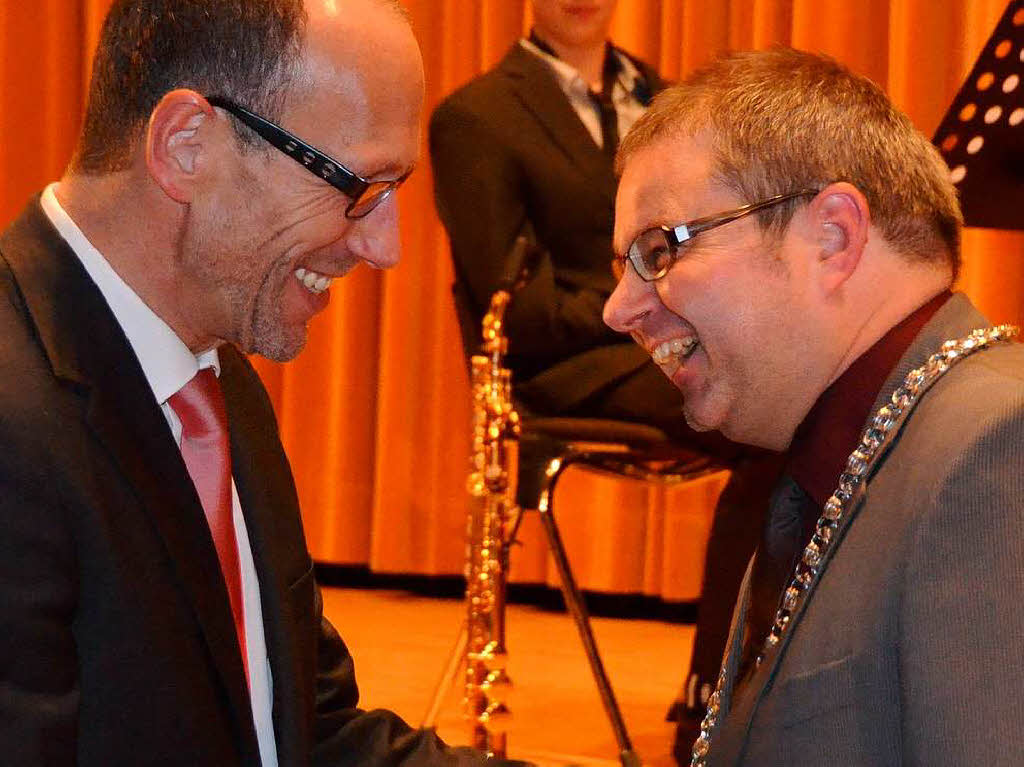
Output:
[427, 239, 723, 767]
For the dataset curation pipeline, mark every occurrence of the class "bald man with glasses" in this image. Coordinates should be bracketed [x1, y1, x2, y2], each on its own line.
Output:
[0, 2, 502, 766]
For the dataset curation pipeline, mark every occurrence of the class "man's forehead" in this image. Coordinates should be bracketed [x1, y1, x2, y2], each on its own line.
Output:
[286, 0, 423, 174]
[304, 0, 421, 67]
[614, 133, 717, 247]
[300, 0, 423, 117]
[282, 75, 418, 167]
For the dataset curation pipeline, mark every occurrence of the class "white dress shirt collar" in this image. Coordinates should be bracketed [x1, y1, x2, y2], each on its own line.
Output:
[519, 37, 644, 103]
[39, 183, 220, 398]
[519, 38, 649, 150]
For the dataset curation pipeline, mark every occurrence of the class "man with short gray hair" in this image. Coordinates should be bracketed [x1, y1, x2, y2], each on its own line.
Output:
[605, 47, 1024, 765]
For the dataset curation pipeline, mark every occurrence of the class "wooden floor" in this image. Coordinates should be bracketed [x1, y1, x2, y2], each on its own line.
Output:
[322, 587, 693, 767]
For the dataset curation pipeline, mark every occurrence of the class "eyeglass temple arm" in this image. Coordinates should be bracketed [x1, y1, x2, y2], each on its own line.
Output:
[207, 97, 288, 150]
[675, 189, 820, 243]
[206, 96, 362, 190]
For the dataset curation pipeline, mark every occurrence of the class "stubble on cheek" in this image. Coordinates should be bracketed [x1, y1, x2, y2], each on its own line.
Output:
[246, 257, 309, 361]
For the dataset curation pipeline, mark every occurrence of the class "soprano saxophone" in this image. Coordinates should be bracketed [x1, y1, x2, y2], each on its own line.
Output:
[463, 237, 536, 758]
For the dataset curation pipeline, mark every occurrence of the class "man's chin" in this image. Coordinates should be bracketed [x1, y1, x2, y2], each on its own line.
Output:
[682, 398, 724, 434]
[683, 411, 715, 433]
[257, 345, 305, 363]
[245, 325, 308, 362]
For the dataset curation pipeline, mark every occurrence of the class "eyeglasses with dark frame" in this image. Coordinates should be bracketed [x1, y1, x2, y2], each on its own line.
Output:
[207, 96, 410, 219]
[613, 189, 820, 282]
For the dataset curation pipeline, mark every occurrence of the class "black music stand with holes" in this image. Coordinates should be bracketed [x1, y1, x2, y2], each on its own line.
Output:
[933, 0, 1024, 230]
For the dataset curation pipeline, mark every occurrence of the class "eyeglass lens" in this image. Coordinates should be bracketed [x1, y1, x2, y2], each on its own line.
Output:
[631, 228, 676, 280]
[348, 180, 399, 218]
[612, 228, 674, 281]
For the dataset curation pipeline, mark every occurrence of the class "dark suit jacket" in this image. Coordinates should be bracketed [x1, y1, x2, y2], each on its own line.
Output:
[709, 294, 1024, 765]
[0, 200, 485, 767]
[429, 42, 664, 413]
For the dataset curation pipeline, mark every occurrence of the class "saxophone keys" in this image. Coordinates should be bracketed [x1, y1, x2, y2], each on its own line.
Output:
[478, 700, 512, 732]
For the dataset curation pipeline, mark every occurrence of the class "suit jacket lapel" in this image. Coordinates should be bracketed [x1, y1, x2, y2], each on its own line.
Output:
[219, 348, 315, 763]
[707, 556, 756, 764]
[0, 200, 258, 754]
[714, 292, 992, 763]
[499, 43, 617, 193]
[714, 488, 871, 763]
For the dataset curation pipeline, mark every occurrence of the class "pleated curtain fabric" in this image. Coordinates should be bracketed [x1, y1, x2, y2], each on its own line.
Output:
[2, 1, 1021, 593]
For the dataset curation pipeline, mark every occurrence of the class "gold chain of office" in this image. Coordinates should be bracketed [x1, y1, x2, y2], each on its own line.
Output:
[690, 323, 1021, 767]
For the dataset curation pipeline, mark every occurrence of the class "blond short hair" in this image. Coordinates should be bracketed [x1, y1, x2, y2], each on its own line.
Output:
[618, 47, 962, 275]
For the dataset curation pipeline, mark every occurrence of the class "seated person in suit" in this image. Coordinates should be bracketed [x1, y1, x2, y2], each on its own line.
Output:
[605, 47, 1024, 765]
[429, 0, 680, 431]
[0, 1, 501, 765]
[429, 2, 782, 761]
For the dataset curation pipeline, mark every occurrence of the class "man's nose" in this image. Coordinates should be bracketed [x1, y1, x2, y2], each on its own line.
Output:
[603, 264, 655, 333]
[347, 195, 401, 270]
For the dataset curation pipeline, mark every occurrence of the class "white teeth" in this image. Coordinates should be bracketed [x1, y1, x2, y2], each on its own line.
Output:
[294, 267, 334, 294]
[652, 336, 698, 365]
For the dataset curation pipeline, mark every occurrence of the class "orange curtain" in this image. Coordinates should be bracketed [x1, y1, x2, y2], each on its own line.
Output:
[2, 2, 1020, 599]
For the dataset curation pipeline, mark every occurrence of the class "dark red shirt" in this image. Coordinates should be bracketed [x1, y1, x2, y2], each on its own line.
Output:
[787, 290, 952, 508]
[736, 290, 952, 686]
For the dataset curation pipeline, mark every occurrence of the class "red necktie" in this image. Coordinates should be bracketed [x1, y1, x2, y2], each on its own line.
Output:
[169, 368, 248, 683]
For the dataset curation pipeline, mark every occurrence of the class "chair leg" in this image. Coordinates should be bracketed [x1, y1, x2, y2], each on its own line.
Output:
[536, 502, 641, 767]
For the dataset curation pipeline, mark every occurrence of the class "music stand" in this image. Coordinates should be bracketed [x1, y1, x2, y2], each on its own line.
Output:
[932, 1, 1024, 230]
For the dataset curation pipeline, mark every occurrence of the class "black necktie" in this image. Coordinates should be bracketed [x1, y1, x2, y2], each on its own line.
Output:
[592, 45, 622, 157]
[736, 475, 819, 688]
[593, 88, 618, 157]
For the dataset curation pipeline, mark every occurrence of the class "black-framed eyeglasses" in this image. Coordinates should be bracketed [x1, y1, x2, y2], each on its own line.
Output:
[207, 96, 409, 219]
[613, 189, 820, 282]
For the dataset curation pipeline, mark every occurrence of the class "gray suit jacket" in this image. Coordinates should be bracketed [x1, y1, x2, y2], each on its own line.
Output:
[710, 293, 1024, 766]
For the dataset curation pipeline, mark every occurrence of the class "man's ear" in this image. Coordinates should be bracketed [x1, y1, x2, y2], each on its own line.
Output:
[807, 181, 871, 296]
[145, 90, 216, 204]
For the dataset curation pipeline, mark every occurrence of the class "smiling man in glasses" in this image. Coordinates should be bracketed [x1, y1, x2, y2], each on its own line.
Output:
[0, 1, 501, 766]
[605, 48, 1024, 765]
